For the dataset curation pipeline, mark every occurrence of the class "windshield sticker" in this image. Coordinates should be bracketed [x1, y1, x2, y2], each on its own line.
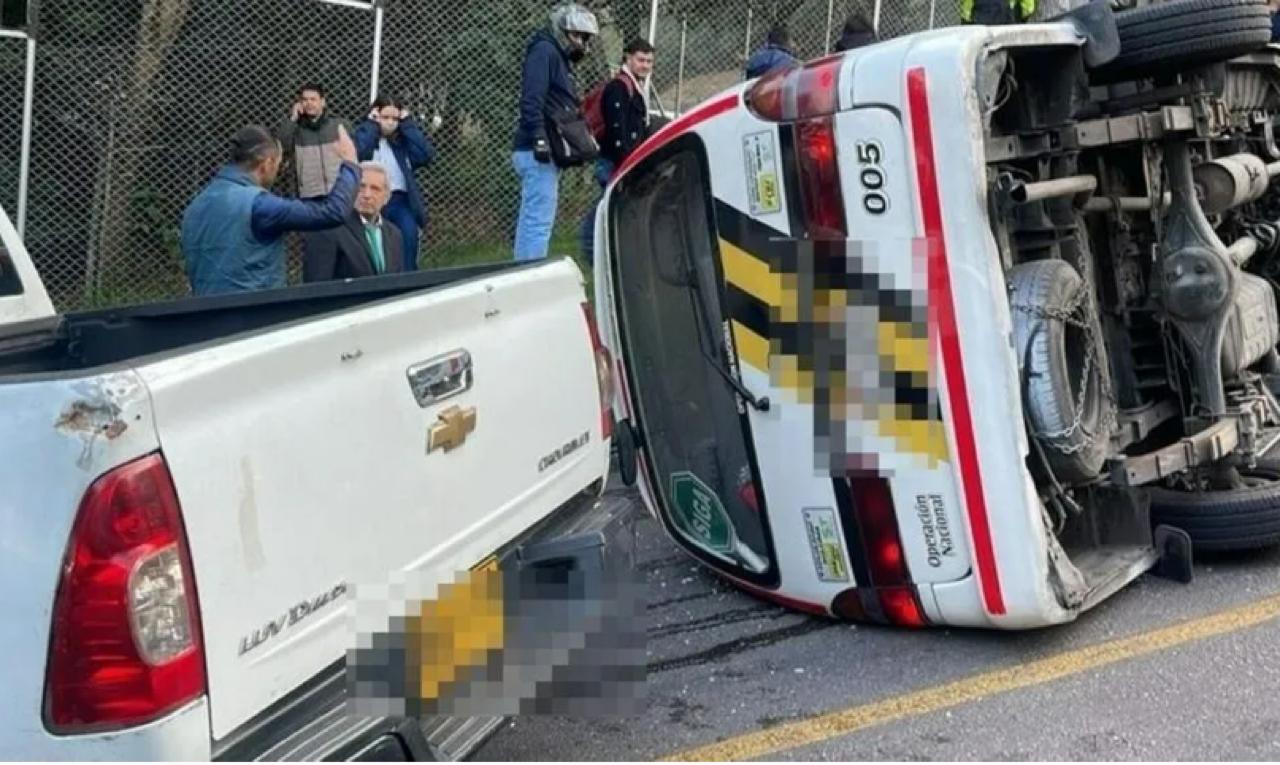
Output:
[669, 471, 735, 555]
[802, 508, 850, 583]
[743, 131, 782, 216]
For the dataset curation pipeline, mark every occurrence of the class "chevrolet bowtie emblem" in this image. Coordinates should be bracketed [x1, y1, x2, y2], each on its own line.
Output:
[428, 405, 477, 453]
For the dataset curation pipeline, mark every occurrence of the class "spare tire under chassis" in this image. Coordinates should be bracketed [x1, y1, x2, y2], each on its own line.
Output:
[1009, 259, 1114, 485]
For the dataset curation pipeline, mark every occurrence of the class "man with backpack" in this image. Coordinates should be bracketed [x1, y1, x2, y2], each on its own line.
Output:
[580, 38, 656, 265]
[512, 3, 600, 262]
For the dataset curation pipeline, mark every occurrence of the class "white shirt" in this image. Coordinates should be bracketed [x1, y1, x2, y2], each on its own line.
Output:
[373, 138, 408, 193]
[620, 65, 651, 126]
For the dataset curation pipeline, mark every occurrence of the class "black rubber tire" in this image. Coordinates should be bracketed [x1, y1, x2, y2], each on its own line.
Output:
[1094, 0, 1273, 82]
[1149, 460, 1280, 552]
[1008, 259, 1111, 485]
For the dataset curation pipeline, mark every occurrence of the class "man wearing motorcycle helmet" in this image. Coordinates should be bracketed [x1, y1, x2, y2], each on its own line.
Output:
[512, 3, 600, 262]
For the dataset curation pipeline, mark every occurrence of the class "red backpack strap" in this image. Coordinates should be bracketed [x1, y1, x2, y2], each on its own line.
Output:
[617, 71, 637, 96]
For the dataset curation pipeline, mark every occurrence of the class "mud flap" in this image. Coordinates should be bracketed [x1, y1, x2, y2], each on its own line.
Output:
[1055, 0, 1120, 69]
[1152, 524, 1195, 584]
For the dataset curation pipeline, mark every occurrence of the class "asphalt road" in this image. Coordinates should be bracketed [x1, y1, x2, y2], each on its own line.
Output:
[478, 489, 1280, 762]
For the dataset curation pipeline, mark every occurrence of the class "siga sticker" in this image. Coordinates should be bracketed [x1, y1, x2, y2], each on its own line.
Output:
[742, 131, 782, 216]
[669, 471, 735, 555]
[803, 508, 850, 583]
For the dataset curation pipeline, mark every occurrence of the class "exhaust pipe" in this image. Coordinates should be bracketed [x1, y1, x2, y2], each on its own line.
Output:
[1007, 175, 1098, 205]
[1082, 193, 1171, 213]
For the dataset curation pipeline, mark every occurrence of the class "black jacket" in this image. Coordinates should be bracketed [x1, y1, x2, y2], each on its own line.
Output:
[601, 73, 649, 165]
[303, 211, 406, 283]
[514, 28, 581, 151]
[834, 29, 876, 52]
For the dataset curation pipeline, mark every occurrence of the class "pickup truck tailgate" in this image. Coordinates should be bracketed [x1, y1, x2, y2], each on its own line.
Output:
[135, 261, 608, 740]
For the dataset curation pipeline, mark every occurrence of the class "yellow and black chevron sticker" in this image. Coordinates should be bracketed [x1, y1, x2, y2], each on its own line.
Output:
[714, 199, 949, 468]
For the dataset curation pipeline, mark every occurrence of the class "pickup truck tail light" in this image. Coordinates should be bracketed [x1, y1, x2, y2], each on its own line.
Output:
[45, 453, 206, 732]
[582, 302, 615, 441]
[833, 477, 928, 628]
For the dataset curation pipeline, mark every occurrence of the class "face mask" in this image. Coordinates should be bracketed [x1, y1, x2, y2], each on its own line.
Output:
[564, 32, 589, 63]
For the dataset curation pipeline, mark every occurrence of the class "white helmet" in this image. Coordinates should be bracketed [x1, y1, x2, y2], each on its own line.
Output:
[551, 3, 600, 36]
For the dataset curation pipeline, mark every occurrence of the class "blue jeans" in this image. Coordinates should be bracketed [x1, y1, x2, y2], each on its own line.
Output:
[383, 191, 419, 272]
[579, 158, 615, 267]
[512, 151, 560, 262]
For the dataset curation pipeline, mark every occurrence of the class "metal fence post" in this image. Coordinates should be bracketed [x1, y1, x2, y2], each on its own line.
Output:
[674, 17, 687, 113]
[743, 7, 753, 62]
[872, 0, 882, 37]
[16, 32, 36, 237]
[823, 0, 835, 54]
[369, 1, 383, 102]
[644, 0, 659, 103]
[929, 0, 937, 28]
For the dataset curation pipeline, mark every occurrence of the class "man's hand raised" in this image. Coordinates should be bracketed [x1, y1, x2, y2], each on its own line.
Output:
[336, 124, 357, 164]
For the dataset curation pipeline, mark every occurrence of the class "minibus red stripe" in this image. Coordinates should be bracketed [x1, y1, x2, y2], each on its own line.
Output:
[615, 93, 740, 179]
[906, 67, 1006, 616]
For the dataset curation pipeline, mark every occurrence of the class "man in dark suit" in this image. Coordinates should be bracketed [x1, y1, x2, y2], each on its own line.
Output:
[303, 161, 405, 282]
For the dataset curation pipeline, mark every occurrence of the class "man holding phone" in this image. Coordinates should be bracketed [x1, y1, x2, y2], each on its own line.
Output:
[279, 84, 351, 260]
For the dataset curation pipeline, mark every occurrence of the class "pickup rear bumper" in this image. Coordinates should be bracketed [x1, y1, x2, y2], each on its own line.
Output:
[213, 487, 638, 762]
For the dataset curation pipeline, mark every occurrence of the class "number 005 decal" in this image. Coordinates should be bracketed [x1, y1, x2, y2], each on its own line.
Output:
[856, 140, 889, 216]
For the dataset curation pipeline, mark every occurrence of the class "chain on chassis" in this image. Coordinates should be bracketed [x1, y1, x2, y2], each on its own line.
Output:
[982, 25, 1280, 557]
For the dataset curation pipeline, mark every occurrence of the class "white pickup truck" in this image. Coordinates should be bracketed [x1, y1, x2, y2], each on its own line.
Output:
[0, 204, 627, 760]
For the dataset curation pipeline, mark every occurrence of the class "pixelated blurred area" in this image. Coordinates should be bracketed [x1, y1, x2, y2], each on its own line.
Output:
[347, 545, 645, 720]
[717, 201, 947, 477]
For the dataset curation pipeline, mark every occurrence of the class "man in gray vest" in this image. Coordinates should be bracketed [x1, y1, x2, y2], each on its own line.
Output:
[180, 124, 359, 296]
[280, 84, 352, 265]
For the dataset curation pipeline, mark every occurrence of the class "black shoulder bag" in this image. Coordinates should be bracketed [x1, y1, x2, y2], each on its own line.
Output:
[546, 104, 600, 168]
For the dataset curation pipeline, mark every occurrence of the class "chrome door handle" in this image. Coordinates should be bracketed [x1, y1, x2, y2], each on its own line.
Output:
[407, 349, 473, 408]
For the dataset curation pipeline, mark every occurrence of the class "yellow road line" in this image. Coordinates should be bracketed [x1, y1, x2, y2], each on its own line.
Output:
[662, 593, 1280, 762]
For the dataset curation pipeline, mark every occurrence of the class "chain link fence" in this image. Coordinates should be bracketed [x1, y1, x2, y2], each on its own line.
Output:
[3, 0, 953, 311]
[649, 0, 955, 113]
